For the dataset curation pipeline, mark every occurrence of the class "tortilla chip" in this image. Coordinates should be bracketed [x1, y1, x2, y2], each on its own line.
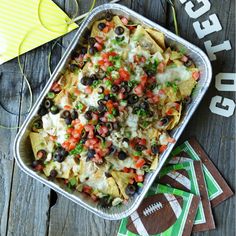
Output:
[178, 78, 197, 97]
[132, 25, 163, 54]
[54, 89, 73, 108]
[146, 28, 165, 49]
[29, 132, 47, 159]
[106, 177, 121, 197]
[164, 86, 182, 102]
[166, 103, 182, 130]
[111, 171, 135, 199]
[150, 156, 159, 170]
[91, 19, 107, 38]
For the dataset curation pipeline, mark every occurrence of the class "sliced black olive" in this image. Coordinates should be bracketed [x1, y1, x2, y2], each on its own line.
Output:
[71, 110, 78, 120]
[36, 150, 47, 160]
[80, 137, 87, 144]
[106, 122, 113, 131]
[145, 69, 156, 77]
[115, 36, 125, 42]
[132, 106, 139, 114]
[122, 138, 129, 143]
[50, 169, 58, 178]
[105, 172, 112, 178]
[118, 150, 127, 160]
[69, 64, 78, 72]
[98, 86, 104, 94]
[88, 37, 96, 46]
[98, 22, 106, 31]
[98, 104, 107, 113]
[87, 76, 94, 86]
[135, 144, 146, 152]
[125, 184, 136, 196]
[32, 160, 42, 168]
[111, 84, 119, 93]
[149, 82, 157, 90]
[151, 144, 159, 155]
[139, 101, 149, 110]
[80, 47, 87, 55]
[90, 74, 98, 81]
[183, 96, 192, 105]
[87, 148, 96, 161]
[44, 99, 53, 109]
[61, 110, 71, 119]
[99, 196, 112, 208]
[89, 47, 97, 55]
[97, 99, 106, 106]
[50, 105, 60, 114]
[115, 26, 124, 35]
[32, 119, 42, 131]
[53, 147, 68, 162]
[71, 51, 80, 59]
[65, 117, 72, 125]
[105, 12, 113, 22]
[160, 117, 169, 126]
[80, 76, 89, 86]
[84, 111, 92, 120]
[83, 28, 91, 40]
[184, 59, 193, 67]
[108, 145, 117, 155]
[127, 94, 139, 105]
[38, 106, 48, 116]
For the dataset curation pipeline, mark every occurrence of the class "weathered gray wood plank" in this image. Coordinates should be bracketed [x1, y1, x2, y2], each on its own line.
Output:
[0, 61, 22, 236]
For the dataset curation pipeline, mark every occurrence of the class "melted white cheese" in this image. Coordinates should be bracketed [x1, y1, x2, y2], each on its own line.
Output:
[42, 113, 67, 144]
[156, 66, 192, 84]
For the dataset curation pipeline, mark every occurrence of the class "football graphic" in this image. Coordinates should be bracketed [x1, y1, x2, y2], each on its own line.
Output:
[127, 194, 183, 235]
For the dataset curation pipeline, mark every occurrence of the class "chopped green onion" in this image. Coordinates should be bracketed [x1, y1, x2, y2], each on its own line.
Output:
[70, 143, 83, 155]
[105, 80, 112, 88]
[47, 92, 55, 99]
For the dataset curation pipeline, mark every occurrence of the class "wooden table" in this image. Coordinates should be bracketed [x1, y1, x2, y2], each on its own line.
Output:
[0, 0, 235, 235]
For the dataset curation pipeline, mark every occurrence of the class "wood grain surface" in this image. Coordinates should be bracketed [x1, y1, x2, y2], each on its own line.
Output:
[0, 0, 235, 236]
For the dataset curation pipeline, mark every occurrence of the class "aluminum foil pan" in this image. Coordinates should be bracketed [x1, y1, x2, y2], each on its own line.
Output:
[13, 3, 212, 220]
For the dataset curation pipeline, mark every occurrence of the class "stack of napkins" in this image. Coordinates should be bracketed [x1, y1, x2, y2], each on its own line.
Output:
[118, 138, 233, 236]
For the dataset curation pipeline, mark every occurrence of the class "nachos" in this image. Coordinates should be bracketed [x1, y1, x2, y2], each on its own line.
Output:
[29, 13, 199, 207]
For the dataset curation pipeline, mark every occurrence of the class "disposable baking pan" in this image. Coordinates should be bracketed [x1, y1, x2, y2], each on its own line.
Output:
[13, 3, 212, 220]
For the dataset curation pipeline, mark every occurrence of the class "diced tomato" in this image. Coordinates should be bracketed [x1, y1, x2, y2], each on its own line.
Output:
[146, 90, 153, 98]
[64, 105, 72, 110]
[157, 62, 165, 73]
[94, 42, 103, 51]
[134, 174, 144, 182]
[92, 113, 99, 122]
[84, 124, 94, 138]
[146, 149, 152, 155]
[134, 55, 146, 64]
[83, 185, 92, 194]
[123, 167, 130, 173]
[134, 84, 143, 97]
[118, 68, 130, 81]
[73, 88, 80, 96]
[68, 136, 79, 144]
[97, 125, 109, 137]
[106, 21, 115, 29]
[95, 36, 104, 44]
[84, 86, 92, 94]
[102, 26, 109, 33]
[159, 145, 167, 153]
[133, 156, 139, 161]
[135, 159, 146, 169]
[129, 178, 135, 184]
[192, 71, 200, 80]
[166, 109, 173, 115]
[139, 139, 147, 146]
[51, 82, 61, 93]
[85, 138, 98, 148]
[158, 89, 166, 96]
[106, 101, 113, 112]
[62, 140, 76, 151]
[140, 75, 147, 87]
[99, 116, 107, 122]
[152, 95, 159, 103]
[72, 129, 82, 139]
[174, 102, 180, 110]
[121, 17, 128, 25]
[129, 139, 136, 148]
